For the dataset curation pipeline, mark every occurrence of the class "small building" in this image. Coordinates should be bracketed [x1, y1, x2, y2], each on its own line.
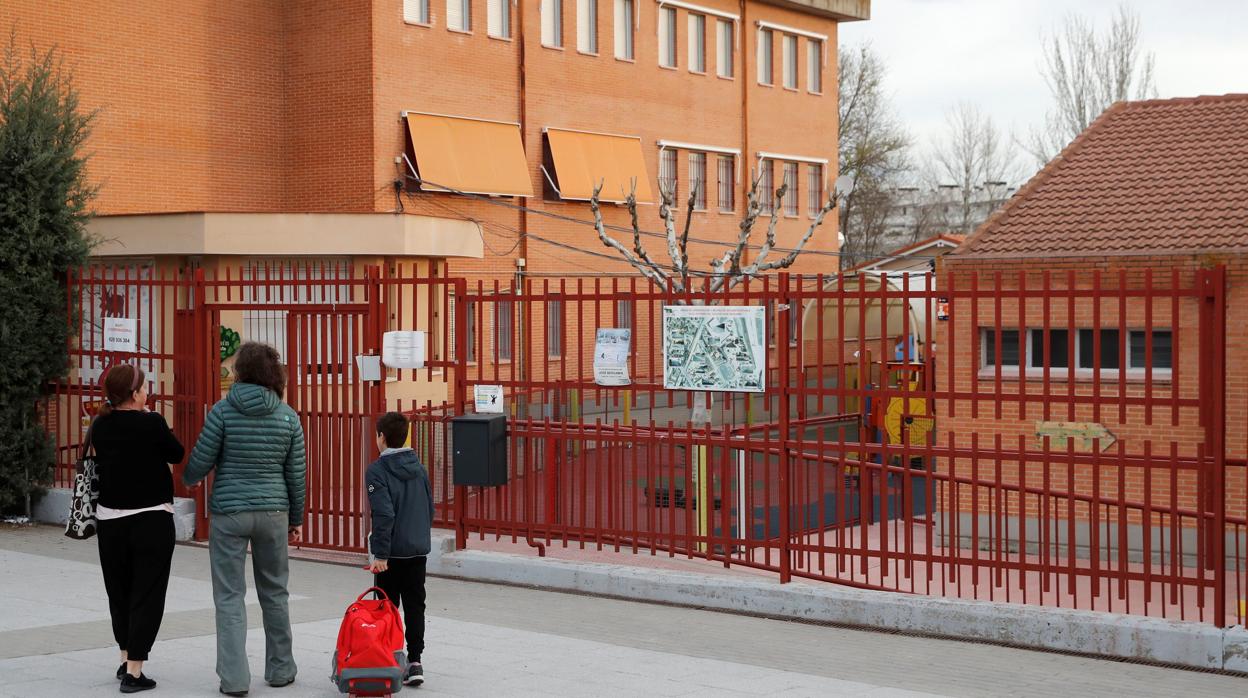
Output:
[939, 94, 1248, 559]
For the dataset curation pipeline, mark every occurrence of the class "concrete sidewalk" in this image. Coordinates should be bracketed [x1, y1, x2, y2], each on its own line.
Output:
[1, 524, 1245, 697]
[429, 532, 1248, 672]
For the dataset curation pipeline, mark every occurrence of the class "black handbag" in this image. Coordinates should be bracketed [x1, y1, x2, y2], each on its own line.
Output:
[64, 424, 99, 540]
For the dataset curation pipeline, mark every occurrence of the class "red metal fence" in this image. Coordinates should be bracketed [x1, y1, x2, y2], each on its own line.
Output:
[48, 263, 1246, 626]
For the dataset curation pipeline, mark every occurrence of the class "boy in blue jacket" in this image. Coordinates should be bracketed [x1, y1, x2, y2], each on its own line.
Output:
[367, 412, 434, 687]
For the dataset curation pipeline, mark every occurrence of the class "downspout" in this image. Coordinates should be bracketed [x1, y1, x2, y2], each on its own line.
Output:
[517, 1, 530, 417]
[739, 0, 750, 266]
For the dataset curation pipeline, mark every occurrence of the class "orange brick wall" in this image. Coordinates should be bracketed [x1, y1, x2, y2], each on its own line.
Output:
[1, 0, 291, 213]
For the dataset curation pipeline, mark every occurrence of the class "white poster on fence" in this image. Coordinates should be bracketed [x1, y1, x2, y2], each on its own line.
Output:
[593, 328, 632, 386]
[474, 384, 504, 414]
[382, 330, 427, 369]
[103, 317, 138, 353]
[663, 305, 766, 393]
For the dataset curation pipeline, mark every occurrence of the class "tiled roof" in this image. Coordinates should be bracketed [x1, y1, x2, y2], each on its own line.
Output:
[953, 94, 1248, 259]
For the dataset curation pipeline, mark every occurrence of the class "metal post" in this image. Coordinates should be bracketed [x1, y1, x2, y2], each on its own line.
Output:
[777, 273, 792, 583]
[452, 277, 469, 551]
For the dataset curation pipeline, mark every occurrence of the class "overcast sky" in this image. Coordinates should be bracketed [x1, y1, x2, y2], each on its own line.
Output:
[840, 0, 1248, 177]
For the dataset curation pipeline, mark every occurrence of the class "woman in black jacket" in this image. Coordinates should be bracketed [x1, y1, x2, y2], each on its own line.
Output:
[91, 363, 185, 694]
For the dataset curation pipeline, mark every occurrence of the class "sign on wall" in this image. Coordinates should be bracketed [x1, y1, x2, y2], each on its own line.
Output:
[663, 305, 766, 393]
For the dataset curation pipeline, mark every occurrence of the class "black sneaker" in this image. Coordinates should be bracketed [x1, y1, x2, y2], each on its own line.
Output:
[267, 676, 294, 688]
[403, 662, 424, 687]
[116, 664, 126, 680]
[119, 673, 156, 693]
[219, 689, 248, 697]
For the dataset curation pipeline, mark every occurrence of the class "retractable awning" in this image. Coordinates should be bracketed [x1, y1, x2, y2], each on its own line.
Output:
[404, 112, 533, 197]
[543, 127, 654, 204]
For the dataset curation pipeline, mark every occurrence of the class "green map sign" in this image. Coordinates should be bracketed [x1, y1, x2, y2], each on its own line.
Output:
[663, 305, 766, 393]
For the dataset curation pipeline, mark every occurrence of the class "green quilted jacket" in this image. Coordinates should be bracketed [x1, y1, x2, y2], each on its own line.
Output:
[183, 382, 307, 526]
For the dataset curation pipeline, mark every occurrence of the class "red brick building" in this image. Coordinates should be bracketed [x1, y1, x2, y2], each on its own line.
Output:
[7, 0, 868, 403]
[938, 94, 1248, 539]
[4, 0, 865, 275]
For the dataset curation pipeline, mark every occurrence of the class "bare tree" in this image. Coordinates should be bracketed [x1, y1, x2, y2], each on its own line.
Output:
[837, 43, 910, 269]
[588, 175, 835, 300]
[929, 102, 1019, 234]
[1027, 3, 1157, 166]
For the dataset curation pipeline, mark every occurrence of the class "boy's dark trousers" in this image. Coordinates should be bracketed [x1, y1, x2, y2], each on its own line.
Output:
[375, 556, 426, 663]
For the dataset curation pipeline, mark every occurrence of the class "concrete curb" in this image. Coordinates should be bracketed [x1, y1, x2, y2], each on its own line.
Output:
[425, 533, 1248, 672]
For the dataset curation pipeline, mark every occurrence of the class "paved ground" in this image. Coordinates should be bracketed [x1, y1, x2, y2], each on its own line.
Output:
[0, 525, 1243, 697]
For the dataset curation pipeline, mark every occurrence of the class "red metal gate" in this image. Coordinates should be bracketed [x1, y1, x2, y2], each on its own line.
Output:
[51, 264, 1244, 625]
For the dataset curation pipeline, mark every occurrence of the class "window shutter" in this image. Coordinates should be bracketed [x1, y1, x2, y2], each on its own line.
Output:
[403, 0, 427, 23]
[808, 40, 822, 92]
[542, 0, 555, 45]
[614, 0, 625, 57]
[577, 0, 589, 51]
[757, 29, 771, 84]
[446, 0, 463, 31]
[488, 0, 502, 36]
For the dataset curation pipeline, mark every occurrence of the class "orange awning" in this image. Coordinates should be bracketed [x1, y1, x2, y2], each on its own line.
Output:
[544, 128, 654, 203]
[404, 112, 533, 197]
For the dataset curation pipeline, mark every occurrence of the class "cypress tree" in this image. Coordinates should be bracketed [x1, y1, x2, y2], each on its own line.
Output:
[0, 37, 95, 516]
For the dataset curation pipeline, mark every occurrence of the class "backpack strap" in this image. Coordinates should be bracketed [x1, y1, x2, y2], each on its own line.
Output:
[358, 587, 391, 603]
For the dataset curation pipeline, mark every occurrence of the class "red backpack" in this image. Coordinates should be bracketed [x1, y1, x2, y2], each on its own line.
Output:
[331, 587, 406, 695]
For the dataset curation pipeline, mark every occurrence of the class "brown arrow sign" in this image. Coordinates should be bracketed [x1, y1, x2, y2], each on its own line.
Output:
[1034, 421, 1117, 453]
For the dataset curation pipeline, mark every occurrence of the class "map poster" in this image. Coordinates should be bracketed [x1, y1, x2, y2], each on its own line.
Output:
[663, 305, 766, 393]
[593, 328, 632, 386]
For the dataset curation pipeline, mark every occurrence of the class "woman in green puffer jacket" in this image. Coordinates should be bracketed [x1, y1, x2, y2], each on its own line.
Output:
[183, 342, 306, 696]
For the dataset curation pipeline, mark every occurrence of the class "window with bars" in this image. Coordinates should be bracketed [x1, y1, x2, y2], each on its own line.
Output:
[616, 299, 634, 330]
[659, 6, 677, 67]
[782, 162, 798, 215]
[757, 28, 773, 84]
[463, 300, 478, 362]
[546, 298, 564, 357]
[403, 0, 430, 24]
[782, 34, 797, 89]
[716, 19, 733, 78]
[659, 148, 678, 201]
[495, 298, 514, 361]
[239, 258, 354, 379]
[807, 39, 822, 93]
[446, 0, 470, 31]
[807, 163, 823, 217]
[488, 0, 511, 37]
[717, 154, 735, 212]
[982, 328, 1173, 372]
[614, 0, 634, 59]
[688, 14, 706, 72]
[577, 0, 597, 53]
[758, 160, 774, 214]
[689, 151, 707, 210]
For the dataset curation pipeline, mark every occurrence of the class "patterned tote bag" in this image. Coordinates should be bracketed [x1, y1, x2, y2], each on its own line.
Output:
[64, 425, 99, 540]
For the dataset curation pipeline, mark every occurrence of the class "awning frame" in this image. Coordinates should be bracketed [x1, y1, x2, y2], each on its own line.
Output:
[402, 110, 534, 198]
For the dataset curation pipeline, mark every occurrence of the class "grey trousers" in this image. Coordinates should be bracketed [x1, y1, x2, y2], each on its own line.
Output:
[209, 511, 297, 692]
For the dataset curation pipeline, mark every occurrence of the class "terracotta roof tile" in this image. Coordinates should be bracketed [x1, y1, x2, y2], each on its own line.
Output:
[953, 94, 1248, 259]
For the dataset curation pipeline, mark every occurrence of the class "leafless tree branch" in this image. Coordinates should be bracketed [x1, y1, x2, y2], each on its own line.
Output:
[590, 181, 668, 289]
